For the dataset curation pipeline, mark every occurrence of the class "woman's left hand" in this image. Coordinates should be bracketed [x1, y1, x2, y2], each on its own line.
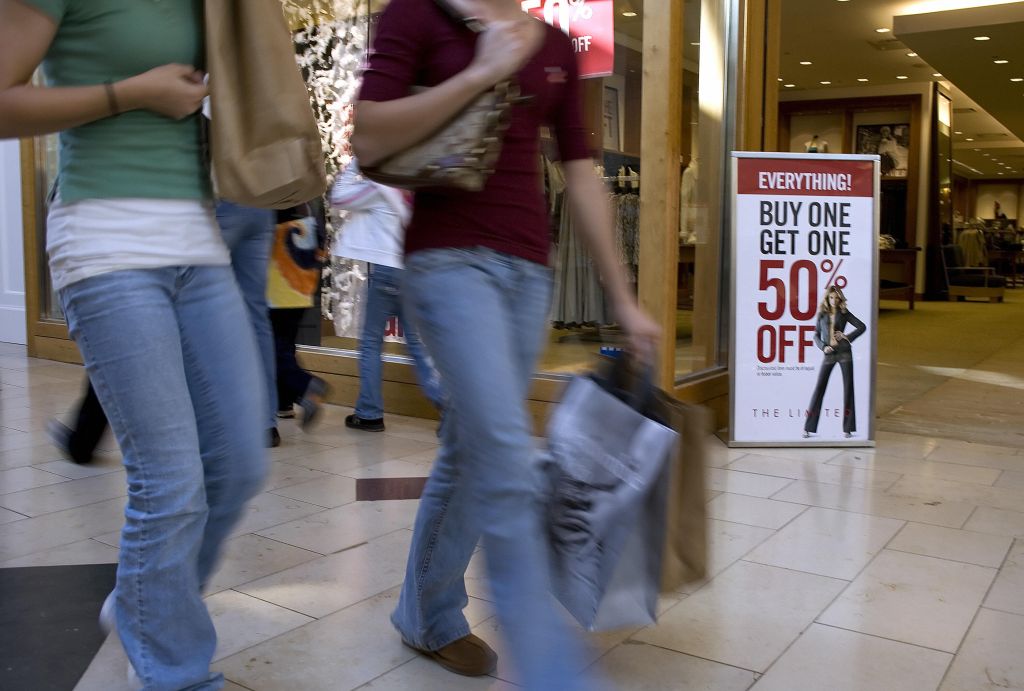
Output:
[618, 303, 661, 365]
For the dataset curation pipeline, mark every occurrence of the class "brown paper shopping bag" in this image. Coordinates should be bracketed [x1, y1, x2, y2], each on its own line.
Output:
[205, 0, 327, 208]
[650, 392, 711, 591]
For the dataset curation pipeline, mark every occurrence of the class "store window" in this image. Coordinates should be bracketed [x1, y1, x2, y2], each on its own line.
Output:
[676, 0, 731, 380]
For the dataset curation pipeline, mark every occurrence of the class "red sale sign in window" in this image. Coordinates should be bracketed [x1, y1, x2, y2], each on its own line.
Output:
[729, 153, 880, 447]
[522, 0, 615, 79]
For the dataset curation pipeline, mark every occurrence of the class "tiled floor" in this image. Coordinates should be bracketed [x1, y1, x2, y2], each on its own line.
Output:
[1, 310, 1024, 690]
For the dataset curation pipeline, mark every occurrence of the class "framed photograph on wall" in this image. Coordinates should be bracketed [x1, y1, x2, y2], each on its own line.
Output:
[602, 85, 621, 151]
[855, 123, 910, 177]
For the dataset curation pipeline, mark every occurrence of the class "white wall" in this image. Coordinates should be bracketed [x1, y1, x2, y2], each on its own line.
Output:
[0, 140, 26, 345]
[973, 183, 1021, 221]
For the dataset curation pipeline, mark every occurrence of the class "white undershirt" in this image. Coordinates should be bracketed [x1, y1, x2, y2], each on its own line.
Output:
[46, 198, 230, 292]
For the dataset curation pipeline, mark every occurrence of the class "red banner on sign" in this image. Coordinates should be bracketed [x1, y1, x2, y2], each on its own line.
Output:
[737, 158, 875, 198]
[522, 0, 615, 79]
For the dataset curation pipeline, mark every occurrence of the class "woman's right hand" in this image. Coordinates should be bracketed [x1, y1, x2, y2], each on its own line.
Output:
[824, 346, 834, 354]
[468, 18, 544, 86]
[119, 64, 207, 119]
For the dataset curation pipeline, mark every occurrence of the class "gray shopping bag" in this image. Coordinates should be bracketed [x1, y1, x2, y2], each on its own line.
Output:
[545, 375, 679, 631]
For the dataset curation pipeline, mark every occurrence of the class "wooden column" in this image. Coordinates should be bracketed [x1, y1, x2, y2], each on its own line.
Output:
[639, 0, 683, 388]
[19, 138, 40, 358]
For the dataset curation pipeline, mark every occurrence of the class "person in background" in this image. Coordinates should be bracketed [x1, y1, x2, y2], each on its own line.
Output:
[331, 161, 443, 432]
[269, 199, 329, 428]
[352, 1, 660, 688]
[1, 2, 267, 688]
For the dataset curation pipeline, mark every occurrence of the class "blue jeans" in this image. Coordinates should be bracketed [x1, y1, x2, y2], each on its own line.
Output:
[392, 248, 595, 691]
[61, 266, 269, 691]
[216, 201, 276, 430]
[355, 264, 442, 419]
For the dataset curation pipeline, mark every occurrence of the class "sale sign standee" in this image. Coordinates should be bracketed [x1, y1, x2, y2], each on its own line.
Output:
[729, 153, 879, 447]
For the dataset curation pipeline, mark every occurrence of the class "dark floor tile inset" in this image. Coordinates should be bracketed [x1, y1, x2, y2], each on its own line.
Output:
[0, 563, 116, 691]
[355, 476, 429, 501]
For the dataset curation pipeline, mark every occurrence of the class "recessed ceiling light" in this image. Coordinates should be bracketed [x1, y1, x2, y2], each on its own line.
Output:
[778, 78, 784, 81]
[995, 59, 1009, 64]
[690, 42, 700, 46]
[896, 75, 909, 79]
[622, 11, 637, 16]
[974, 148, 980, 151]
[907, 52, 918, 57]
[784, 84, 796, 88]
[1011, 78, 1023, 82]
[857, 78, 869, 82]
[820, 81, 832, 85]
[876, 27, 890, 33]
[955, 131, 963, 134]
[933, 73, 942, 77]
[966, 138, 975, 141]
[974, 35, 991, 41]
[799, 61, 812, 65]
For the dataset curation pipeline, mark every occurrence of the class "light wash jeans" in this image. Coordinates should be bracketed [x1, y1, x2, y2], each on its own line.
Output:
[355, 263, 442, 419]
[61, 266, 269, 691]
[392, 247, 597, 691]
[215, 200, 277, 430]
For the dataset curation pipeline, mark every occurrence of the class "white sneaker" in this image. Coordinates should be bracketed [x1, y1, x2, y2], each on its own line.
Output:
[99, 591, 143, 690]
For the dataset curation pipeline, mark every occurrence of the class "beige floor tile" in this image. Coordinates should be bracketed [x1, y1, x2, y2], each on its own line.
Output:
[678, 519, 777, 595]
[268, 474, 358, 509]
[263, 461, 333, 491]
[237, 530, 412, 618]
[0, 466, 69, 494]
[635, 560, 847, 672]
[0, 506, 25, 525]
[266, 439, 338, 464]
[995, 469, 1024, 490]
[705, 468, 794, 498]
[0, 496, 125, 562]
[728, 453, 902, 490]
[205, 589, 314, 662]
[342, 459, 431, 480]
[205, 534, 322, 594]
[964, 506, 1024, 539]
[33, 453, 123, 479]
[594, 641, 756, 690]
[984, 540, 1024, 616]
[255, 498, 418, 555]
[939, 608, 1024, 691]
[829, 450, 1002, 485]
[733, 447, 844, 464]
[752, 624, 951, 691]
[872, 433, 942, 460]
[0, 470, 126, 517]
[705, 493, 806, 529]
[0, 537, 118, 567]
[228, 492, 326, 539]
[772, 480, 976, 528]
[746, 507, 904, 579]
[215, 587, 417, 691]
[926, 440, 1021, 468]
[888, 523, 1012, 568]
[887, 476, 1024, 514]
[818, 550, 996, 652]
[360, 657, 517, 690]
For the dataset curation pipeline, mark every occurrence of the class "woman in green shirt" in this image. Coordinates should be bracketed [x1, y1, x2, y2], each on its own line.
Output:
[0, 2, 269, 689]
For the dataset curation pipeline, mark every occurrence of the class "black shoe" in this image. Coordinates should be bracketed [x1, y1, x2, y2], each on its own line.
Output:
[46, 419, 93, 464]
[299, 377, 328, 431]
[345, 414, 385, 432]
[267, 428, 281, 447]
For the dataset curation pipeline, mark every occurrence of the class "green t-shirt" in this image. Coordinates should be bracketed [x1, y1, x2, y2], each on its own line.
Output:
[27, 0, 210, 202]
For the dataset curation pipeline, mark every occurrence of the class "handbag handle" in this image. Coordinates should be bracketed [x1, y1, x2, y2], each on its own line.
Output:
[591, 354, 658, 414]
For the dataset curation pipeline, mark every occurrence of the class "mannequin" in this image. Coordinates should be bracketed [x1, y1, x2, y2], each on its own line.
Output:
[805, 134, 828, 153]
[680, 157, 698, 244]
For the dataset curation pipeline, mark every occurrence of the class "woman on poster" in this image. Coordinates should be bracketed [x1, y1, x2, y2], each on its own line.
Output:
[803, 285, 866, 438]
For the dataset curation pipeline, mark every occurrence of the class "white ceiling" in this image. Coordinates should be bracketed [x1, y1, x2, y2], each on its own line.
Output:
[780, 0, 1024, 179]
